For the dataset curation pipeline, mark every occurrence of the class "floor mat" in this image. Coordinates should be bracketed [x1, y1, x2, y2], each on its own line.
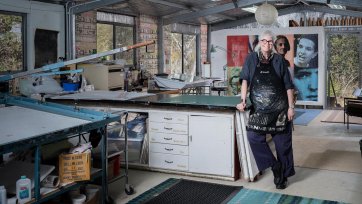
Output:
[321, 110, 362, 125]
[128, 178, 345, 204]
[127, 178, 241, 204]
[294, 109, 322, 126]
[228, 188, 345, 204]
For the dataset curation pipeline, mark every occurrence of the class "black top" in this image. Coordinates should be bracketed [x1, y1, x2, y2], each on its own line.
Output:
[240, 52, 294, 90]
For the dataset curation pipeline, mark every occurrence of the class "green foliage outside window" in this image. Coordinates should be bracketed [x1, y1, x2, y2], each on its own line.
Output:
[328, 34, 359, 100]
[96, 23, 134, 64]
[0, 14, 23, 72]
[96, 23, 113, 61]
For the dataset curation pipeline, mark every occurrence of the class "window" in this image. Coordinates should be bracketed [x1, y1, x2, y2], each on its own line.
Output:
[167, 32, 197, 77]
[0, 12, 25, 72]
[96, 12, 134, 65]
[327, 33, 360, 107]
[183, 34, 196, 76]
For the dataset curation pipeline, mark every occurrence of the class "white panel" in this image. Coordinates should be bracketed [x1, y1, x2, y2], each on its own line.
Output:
[189, 115, 233, 176]
[149, 132, 188, 145]
[149, 143, 188, 156]
[1, 0, 65, 70]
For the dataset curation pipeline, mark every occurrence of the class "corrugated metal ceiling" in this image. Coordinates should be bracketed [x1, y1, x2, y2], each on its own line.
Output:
[32, 0, 362, 26]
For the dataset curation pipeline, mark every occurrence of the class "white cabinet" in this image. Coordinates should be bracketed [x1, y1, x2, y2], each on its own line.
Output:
[148, 111, 234, 178]
[189, 115, 234, 176]
[148, 112, 189, 171]
[79, 63, 124, 90]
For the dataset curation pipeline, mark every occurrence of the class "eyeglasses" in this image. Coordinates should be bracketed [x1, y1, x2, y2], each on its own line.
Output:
[260, 39, 273, 45]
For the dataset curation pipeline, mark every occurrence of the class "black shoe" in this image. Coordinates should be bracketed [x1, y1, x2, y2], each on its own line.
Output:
[272, 162, 283, 185]
[276, 178, 288, 189]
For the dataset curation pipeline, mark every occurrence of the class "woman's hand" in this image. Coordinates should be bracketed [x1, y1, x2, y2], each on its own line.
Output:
[236, 102, 247, 112]
[287, 107, 295, 121]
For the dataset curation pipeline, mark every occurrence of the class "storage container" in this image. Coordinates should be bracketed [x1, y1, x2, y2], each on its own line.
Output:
[0, 185, 6, 204]
[63, 82, 79, 91]
[108, 137, 144, 162]
[71, 194, 86, 204]
[16, 176, 31, 204]
[107, 122, 123, 139]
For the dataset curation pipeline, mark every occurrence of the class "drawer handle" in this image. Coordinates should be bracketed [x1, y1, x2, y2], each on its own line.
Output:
[165, 148, 173, 151]
[163, 117, 172, 120]
[163, 137, 172, 140]
[165, 160, 173, 164]
[164, 127, 172, 130]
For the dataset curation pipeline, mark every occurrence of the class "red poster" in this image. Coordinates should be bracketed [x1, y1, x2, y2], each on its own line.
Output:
[227, 36, 249, 67]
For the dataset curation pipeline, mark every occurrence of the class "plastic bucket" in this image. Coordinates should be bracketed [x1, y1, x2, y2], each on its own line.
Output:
[71, 194, 86, 204]
[63, 82, 79, 91]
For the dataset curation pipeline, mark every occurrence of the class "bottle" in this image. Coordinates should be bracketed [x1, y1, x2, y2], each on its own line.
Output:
[16, 176, 31, 204]
[0, 185, 6, 204]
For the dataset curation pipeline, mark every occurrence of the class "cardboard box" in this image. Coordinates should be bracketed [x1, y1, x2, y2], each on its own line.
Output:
[59, 152, 91, 183]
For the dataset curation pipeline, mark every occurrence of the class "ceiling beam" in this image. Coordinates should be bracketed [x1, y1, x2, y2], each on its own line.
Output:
[70, 0, 128, 14]
[309, 5, 362, 17]
[145, 0, 236, 22]
[329, 0, 362, 9]
[145, 0, 190, 10]
[163, 0, 270, 25]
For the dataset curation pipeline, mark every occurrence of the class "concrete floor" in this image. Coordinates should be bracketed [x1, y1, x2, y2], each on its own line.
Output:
[109, 110, 362, 204]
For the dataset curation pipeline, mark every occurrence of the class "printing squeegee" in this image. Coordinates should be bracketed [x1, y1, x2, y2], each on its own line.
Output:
[0, 40, 155, 82]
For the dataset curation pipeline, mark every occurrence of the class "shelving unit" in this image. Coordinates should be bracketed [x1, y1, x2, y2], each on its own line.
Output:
[0, 94, 119, 203]
[106, 111, 134, 195]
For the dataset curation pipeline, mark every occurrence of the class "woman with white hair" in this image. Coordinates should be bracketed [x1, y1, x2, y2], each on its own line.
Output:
[236, 30, 295, 189]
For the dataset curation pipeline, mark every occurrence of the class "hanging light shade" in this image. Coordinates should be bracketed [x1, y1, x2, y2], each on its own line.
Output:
[255, 3, 278, 25]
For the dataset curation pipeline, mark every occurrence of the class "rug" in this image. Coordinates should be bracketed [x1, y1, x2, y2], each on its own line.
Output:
[293, 137, 362, 174]
[321, 110, 362, 125]
[127, 178, 241, 204]
[128, 178, 345, 204]
[294, 109, 322, 126]
[228, 188, 344, 204]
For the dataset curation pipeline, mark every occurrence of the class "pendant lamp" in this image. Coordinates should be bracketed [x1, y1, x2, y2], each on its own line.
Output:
[255, 2, 278, 25]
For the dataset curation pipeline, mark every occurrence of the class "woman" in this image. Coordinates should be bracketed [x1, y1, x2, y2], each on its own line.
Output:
[236, 30, 295, 189]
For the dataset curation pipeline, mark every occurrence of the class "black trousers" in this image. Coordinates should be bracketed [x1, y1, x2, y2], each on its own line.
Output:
[247, 122, 295, 178]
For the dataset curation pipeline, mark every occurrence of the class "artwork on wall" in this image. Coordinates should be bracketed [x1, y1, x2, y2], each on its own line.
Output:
[224, 33, 319, 102]
[293, 34, 319, 101]
[227, 67, 242, 96]
[211, 27, 324, 106]
[226, 36, 249, 67]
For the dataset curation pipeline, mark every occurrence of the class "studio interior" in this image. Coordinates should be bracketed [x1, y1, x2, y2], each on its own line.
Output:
[0, 0, 361, 204]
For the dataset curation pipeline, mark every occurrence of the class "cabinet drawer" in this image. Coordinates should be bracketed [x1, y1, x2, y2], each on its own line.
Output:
[108, 71, 124, 88]
[149, 132, 188, 145]
[149, 143, 188, 156]
[149, 112, 188, 124]
[149, 153, 188, 171]
[149, 122, 188, 135]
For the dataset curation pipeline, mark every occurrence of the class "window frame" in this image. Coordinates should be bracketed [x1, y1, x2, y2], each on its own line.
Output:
[96, 17, 136, 65]
[169, 32, 197, 75]
[0, 10, 27, 73]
